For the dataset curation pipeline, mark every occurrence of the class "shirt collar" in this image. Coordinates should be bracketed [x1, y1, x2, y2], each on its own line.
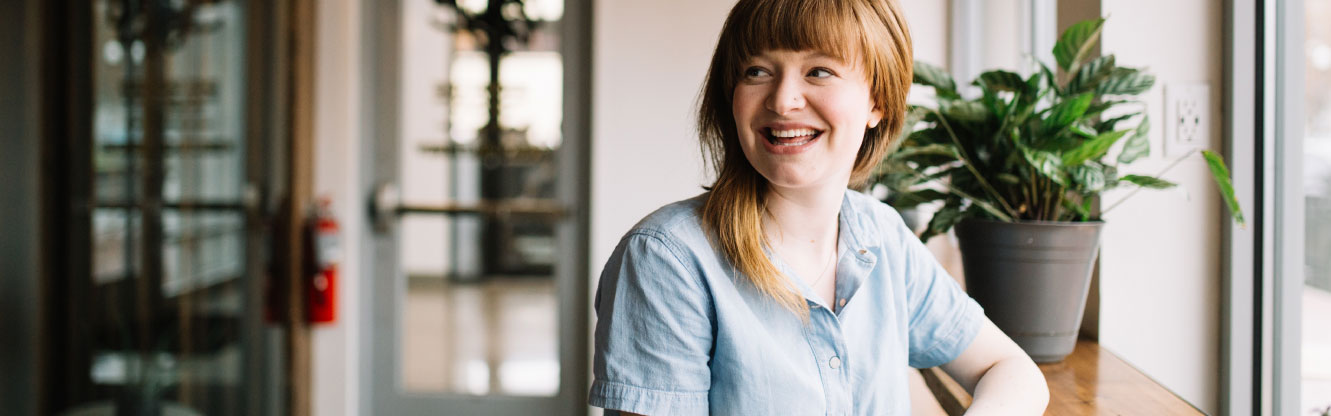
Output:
[838, 189, 883, 259]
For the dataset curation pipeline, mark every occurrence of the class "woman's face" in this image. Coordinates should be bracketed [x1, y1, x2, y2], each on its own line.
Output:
[732, 49, 882, 192]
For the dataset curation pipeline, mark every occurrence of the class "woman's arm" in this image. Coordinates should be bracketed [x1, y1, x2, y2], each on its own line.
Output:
[940, 318, 1050, 415]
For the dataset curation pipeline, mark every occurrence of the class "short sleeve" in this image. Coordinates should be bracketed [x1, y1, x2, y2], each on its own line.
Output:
[896, 216, 984, 369]
[589, 230, 713, 415]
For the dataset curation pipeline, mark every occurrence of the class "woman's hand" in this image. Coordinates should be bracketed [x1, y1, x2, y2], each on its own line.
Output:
[941, 318, 1050, 415]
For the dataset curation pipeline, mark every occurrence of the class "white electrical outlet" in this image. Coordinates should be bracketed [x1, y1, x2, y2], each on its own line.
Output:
[1164, 83, 1210, 157]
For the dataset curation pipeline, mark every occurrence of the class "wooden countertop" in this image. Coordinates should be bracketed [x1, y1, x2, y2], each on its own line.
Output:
[920, 339, 1204, 415]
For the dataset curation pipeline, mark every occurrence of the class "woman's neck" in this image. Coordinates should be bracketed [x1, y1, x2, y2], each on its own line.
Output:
[762, 184, 843, 249]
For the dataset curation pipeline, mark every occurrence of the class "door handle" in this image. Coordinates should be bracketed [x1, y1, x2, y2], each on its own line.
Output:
[369, 182, 569, 234]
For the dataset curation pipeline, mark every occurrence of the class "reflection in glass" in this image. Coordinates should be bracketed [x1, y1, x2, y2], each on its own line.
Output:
[397, 0, 564, 396]
[1304, 1, 1331, 413]
[71, 0, 253, 414]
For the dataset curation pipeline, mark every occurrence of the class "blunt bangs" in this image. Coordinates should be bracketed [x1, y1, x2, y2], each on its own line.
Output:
[728, 0, 868, 75]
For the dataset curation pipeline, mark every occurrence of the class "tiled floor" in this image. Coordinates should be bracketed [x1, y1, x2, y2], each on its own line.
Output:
[401, 277, 560, 396]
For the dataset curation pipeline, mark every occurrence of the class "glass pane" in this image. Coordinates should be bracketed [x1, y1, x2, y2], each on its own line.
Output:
[74, 1, 252, 414]
[397, 0, 564, 396]
[1304, 1, 1331, 413]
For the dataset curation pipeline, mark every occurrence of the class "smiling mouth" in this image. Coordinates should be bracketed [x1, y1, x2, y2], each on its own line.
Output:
[764, 128, 823, 146]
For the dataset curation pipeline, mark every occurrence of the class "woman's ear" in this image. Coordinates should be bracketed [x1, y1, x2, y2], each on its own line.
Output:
[868, 104, 884, 129]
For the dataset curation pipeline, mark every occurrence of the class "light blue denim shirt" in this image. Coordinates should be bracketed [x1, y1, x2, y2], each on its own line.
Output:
[589, 190, 984, 415]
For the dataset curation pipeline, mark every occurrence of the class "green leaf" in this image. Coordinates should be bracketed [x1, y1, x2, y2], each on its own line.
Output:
[940, 100, 989, 123]
[1033, 129, 1086, 154]
[914, 61, 960, 99]
[908, 126, 949, 145]
[1096, 68, 1155, 95]
[1022, 71, 1046, 106]
[1202, 150, 1247, 226]
[1064, 129, 1129, 166]
[888, 189, 949, 209]
[1054, 18, 1106, 73]
[1120, 174, 1177, 189]
[1094, 113, 1137, 132]
[979, 87, 1007, 119]
[1066, 55, 1117, 95]
[997, 173, 1022, 184]
[1117, 117, 1152, 164]
[1043, 93, 1095, 133]
[975, 70, 1027, 93]
[886, 107, 930, 156]
[1062, 197, 1093, 221]
[1071, 163, 1108, 193]
[1022, 147, 1069, 187]
[1084, 99, 1137, 119]
[1038, 61, 1062, 96]
[1070, 122, 1098, 140]
[1101, 162, 1120, 186]
[920, 198, 967, 242]
[893, 143, 959, 159]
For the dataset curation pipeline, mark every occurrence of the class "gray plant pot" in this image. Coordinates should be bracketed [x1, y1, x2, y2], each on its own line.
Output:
[953, 218, 1104, 363]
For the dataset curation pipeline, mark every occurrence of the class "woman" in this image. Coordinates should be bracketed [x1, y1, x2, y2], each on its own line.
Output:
[589, 0, 1049, 414]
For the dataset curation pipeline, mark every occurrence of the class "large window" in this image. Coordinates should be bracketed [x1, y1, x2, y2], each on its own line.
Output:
[1301, 1, 1331, 413]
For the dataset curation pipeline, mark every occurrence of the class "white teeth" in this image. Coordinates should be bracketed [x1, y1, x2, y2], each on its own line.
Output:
[774, 137, 814, 146]
[770, 128, 818, 138]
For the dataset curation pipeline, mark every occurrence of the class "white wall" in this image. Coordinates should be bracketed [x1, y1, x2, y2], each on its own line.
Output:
[311, 1, 364, 415]
[1095, 0, 1225, 413]
[588, 0, 729, 272]
[904, 0, 951, 68]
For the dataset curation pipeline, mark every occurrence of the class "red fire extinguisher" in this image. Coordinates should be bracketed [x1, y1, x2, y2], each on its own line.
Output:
[309, 197, 340, 324]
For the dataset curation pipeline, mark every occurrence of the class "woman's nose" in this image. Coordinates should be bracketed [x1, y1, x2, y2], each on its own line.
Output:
[765, 76, 805, 115]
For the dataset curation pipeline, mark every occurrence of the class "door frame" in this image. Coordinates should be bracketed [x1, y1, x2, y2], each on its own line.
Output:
[1, 0, 49, 414]
[358, 0, 592, 414]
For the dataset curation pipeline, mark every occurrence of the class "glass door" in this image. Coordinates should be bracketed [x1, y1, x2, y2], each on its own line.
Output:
[48, 1, 281, 414]
[365, 0, 590, 414]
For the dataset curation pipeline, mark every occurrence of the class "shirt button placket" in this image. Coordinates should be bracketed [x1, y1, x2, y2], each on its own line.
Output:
[811, 311, 840, 416]
[818, 312, 852, 415]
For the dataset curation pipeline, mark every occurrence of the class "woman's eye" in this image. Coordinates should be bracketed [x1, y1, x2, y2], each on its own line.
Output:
[808, 68, 834, 78]
[743, 67, 770, 78]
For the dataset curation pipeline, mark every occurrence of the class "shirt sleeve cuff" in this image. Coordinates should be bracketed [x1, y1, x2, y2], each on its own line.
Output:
[911, 299, 985, 368]
[588, 379, 708, 416]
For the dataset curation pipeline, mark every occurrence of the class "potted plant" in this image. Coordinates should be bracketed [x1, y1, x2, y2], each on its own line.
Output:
[873, 18, 1245, 362]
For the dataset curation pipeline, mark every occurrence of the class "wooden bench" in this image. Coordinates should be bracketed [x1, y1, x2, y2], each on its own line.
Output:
[919, 339, 1205, 415]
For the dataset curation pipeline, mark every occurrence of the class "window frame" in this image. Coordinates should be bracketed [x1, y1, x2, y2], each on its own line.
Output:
[1223, 0, 1304, 414]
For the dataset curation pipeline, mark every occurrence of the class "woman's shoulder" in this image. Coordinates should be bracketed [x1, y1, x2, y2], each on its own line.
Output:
[619, 193, 710, 250]
[602, 194, 714, 287]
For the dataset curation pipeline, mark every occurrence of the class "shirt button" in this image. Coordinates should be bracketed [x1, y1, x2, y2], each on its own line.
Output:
[837, 298, 846, 308]
[829, 356, 841, 369]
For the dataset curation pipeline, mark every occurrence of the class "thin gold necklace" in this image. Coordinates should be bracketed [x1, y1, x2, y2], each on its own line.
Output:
[768, 212, 839, 288]
[806, 243, 837, 288]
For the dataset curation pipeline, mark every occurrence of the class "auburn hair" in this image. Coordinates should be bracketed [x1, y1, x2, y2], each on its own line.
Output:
[697, 0, 914, 316]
